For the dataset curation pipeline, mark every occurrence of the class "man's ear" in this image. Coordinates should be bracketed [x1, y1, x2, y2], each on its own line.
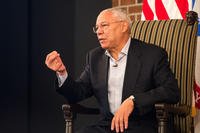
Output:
[121, 21, 129, 33]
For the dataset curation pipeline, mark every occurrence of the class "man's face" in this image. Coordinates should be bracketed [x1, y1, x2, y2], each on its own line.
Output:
[95, 11, 123, 50]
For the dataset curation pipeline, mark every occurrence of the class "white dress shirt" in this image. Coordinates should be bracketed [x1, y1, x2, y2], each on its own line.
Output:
[105, 38, 131, 114]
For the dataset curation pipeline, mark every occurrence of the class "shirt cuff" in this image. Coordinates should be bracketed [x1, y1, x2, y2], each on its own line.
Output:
[129, 95, 135, 102]
[57, 72, 68, 87]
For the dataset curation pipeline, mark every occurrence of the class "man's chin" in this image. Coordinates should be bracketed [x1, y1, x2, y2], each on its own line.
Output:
[100, 43, 108, 49]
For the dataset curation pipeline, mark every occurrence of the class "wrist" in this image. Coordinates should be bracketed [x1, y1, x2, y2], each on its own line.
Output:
[57, 69, 67, 76]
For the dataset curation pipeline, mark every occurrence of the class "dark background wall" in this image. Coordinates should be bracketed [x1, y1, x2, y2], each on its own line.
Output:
[0, 1, 29, 133]
[0, 0, 111, 133]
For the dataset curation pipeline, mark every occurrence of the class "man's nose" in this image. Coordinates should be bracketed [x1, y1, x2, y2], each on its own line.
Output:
[96, 27, 103, 35]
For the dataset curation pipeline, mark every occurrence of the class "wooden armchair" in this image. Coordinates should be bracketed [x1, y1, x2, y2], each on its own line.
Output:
[62, 11, 198, 133]
[130, 11, 198, 133]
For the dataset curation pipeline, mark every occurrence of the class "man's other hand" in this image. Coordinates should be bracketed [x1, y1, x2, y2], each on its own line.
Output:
[111, 97, 134, 133]
[45, 51, 66, 75]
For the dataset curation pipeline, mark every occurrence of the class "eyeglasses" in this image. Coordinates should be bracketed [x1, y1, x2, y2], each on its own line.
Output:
[92, 21, 122, 34]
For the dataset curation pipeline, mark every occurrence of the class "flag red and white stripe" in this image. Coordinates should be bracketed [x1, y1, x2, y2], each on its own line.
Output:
[141, 0, 192, 20]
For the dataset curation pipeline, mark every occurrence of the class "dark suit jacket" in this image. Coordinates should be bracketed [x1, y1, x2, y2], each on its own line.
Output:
[56, 39, 179, 131]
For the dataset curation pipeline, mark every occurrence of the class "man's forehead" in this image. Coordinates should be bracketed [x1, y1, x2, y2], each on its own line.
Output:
[96, 11, 115, 23]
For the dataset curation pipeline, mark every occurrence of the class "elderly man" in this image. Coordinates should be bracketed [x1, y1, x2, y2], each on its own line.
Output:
[45, 8, 179, 133]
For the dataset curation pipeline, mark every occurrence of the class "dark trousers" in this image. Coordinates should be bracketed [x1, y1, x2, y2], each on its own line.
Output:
[75, 119, 157, 133]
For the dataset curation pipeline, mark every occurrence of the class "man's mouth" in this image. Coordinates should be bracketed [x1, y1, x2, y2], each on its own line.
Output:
[98, 38, 106, 43]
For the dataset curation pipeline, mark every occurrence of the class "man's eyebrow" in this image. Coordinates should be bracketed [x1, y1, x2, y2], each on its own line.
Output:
[95, 21, 108, 26]
[97, 21, 108, 24]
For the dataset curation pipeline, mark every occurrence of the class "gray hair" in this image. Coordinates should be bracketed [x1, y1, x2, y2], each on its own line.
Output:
[101, 8, 132, 28]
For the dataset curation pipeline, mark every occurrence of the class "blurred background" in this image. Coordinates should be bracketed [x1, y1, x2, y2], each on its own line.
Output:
[0, 0, 111, 133]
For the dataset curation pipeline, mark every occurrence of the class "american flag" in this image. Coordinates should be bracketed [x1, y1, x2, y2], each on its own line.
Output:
[141, 0, 192, 20]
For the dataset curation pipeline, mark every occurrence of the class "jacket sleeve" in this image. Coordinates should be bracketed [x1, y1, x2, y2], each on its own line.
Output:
[133, 48, 180, 115]
[56, 53, 94, 103]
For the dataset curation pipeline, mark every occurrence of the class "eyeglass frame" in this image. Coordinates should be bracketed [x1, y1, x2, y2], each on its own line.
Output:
[92, 20, 123, 34]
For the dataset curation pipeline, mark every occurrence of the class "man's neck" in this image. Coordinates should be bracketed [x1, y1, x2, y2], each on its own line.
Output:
[109, 36, 130, 60]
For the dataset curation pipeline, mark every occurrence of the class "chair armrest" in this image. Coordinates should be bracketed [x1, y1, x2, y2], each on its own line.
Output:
[155, 103, 190, 133]
[155, 103, 190, 117]
[62, 103, 100, 133]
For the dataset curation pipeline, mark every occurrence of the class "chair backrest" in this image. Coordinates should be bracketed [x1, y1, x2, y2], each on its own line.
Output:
[130, 13, 198, 133]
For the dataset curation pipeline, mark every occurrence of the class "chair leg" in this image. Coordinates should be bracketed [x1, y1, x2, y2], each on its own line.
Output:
[157, 119, 168, 133]
[65, 120, 72, 133]
[155, 104, 169, 133]
[62, 104, 73, 133]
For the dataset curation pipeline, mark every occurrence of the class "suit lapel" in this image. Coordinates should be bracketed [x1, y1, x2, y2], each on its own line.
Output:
[98, 53, 109, 88]
[122, 39, 142, 102]
[99, 53, 111, 114]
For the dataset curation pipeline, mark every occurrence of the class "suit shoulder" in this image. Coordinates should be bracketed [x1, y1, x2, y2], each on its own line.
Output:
[131, 39, 168, 60]
[132, 39, 166, 54]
